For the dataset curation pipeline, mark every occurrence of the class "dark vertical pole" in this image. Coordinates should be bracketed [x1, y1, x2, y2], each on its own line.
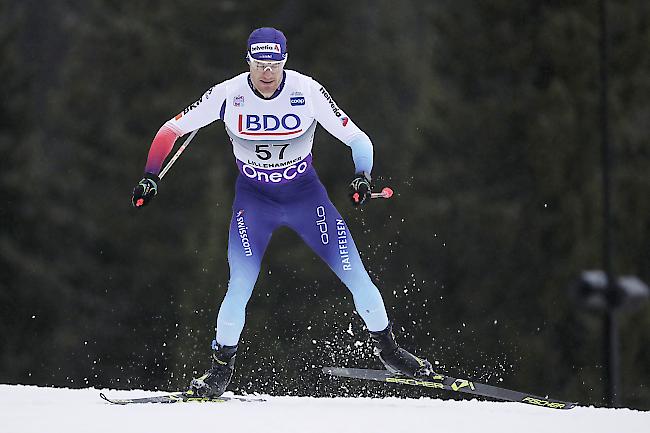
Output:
[598, 0, 619, 408]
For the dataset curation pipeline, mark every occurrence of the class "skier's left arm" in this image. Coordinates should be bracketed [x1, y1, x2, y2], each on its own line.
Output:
[310, 80, 373, 206]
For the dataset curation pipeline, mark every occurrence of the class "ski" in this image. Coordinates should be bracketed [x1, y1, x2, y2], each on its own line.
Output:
[323, 367, 576, 410]
[99, 391, 265, 405]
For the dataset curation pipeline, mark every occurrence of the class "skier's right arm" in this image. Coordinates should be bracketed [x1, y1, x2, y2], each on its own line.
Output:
[132, 83, 227, 208]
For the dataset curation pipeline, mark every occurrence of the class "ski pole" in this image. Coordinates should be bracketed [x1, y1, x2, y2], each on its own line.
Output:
[371, 187, 394, 200]
[353, 187, 394, 204]
[159, 129, 199, 180]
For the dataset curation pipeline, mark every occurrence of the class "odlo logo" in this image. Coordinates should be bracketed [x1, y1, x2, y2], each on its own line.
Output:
[316, 206, 329, 245]
[236, 210, 253, 257]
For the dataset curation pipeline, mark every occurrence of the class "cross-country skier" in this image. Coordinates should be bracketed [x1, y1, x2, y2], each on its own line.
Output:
[131, 27, 432, 397]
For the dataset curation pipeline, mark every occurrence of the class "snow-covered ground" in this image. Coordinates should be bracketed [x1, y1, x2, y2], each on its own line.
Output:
[1, 384, 647, 433]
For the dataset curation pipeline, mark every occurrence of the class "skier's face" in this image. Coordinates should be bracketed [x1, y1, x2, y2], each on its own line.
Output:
[248, 57, 285, 98]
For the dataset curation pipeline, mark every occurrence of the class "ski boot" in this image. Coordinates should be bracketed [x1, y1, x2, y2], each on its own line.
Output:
[369, 323, 433, 378]
[189, 341, 237, 397]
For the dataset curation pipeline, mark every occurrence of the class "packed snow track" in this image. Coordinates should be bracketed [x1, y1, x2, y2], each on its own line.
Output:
[1, 384, 647, 433]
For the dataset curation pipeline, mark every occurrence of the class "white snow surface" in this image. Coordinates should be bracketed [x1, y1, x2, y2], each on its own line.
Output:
[1, 384, 648, 433]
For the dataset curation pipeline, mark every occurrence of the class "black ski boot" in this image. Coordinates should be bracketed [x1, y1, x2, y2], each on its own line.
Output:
[189, 341, 237, 397]
[369, 323, 433, 378]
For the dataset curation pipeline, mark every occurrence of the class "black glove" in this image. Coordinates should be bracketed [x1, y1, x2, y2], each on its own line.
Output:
[131, 173, 160, 208]
[349, 172, 372, 207]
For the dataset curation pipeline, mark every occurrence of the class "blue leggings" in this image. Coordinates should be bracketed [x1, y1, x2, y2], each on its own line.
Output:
[216, 167, 389, 346]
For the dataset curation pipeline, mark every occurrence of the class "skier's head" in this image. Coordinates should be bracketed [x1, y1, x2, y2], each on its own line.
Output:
[246, 27, 287, 61]
[246, 27, 287, 98]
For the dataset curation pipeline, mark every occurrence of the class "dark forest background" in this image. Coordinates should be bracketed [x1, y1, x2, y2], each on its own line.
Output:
[1, 0, 648, 409]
